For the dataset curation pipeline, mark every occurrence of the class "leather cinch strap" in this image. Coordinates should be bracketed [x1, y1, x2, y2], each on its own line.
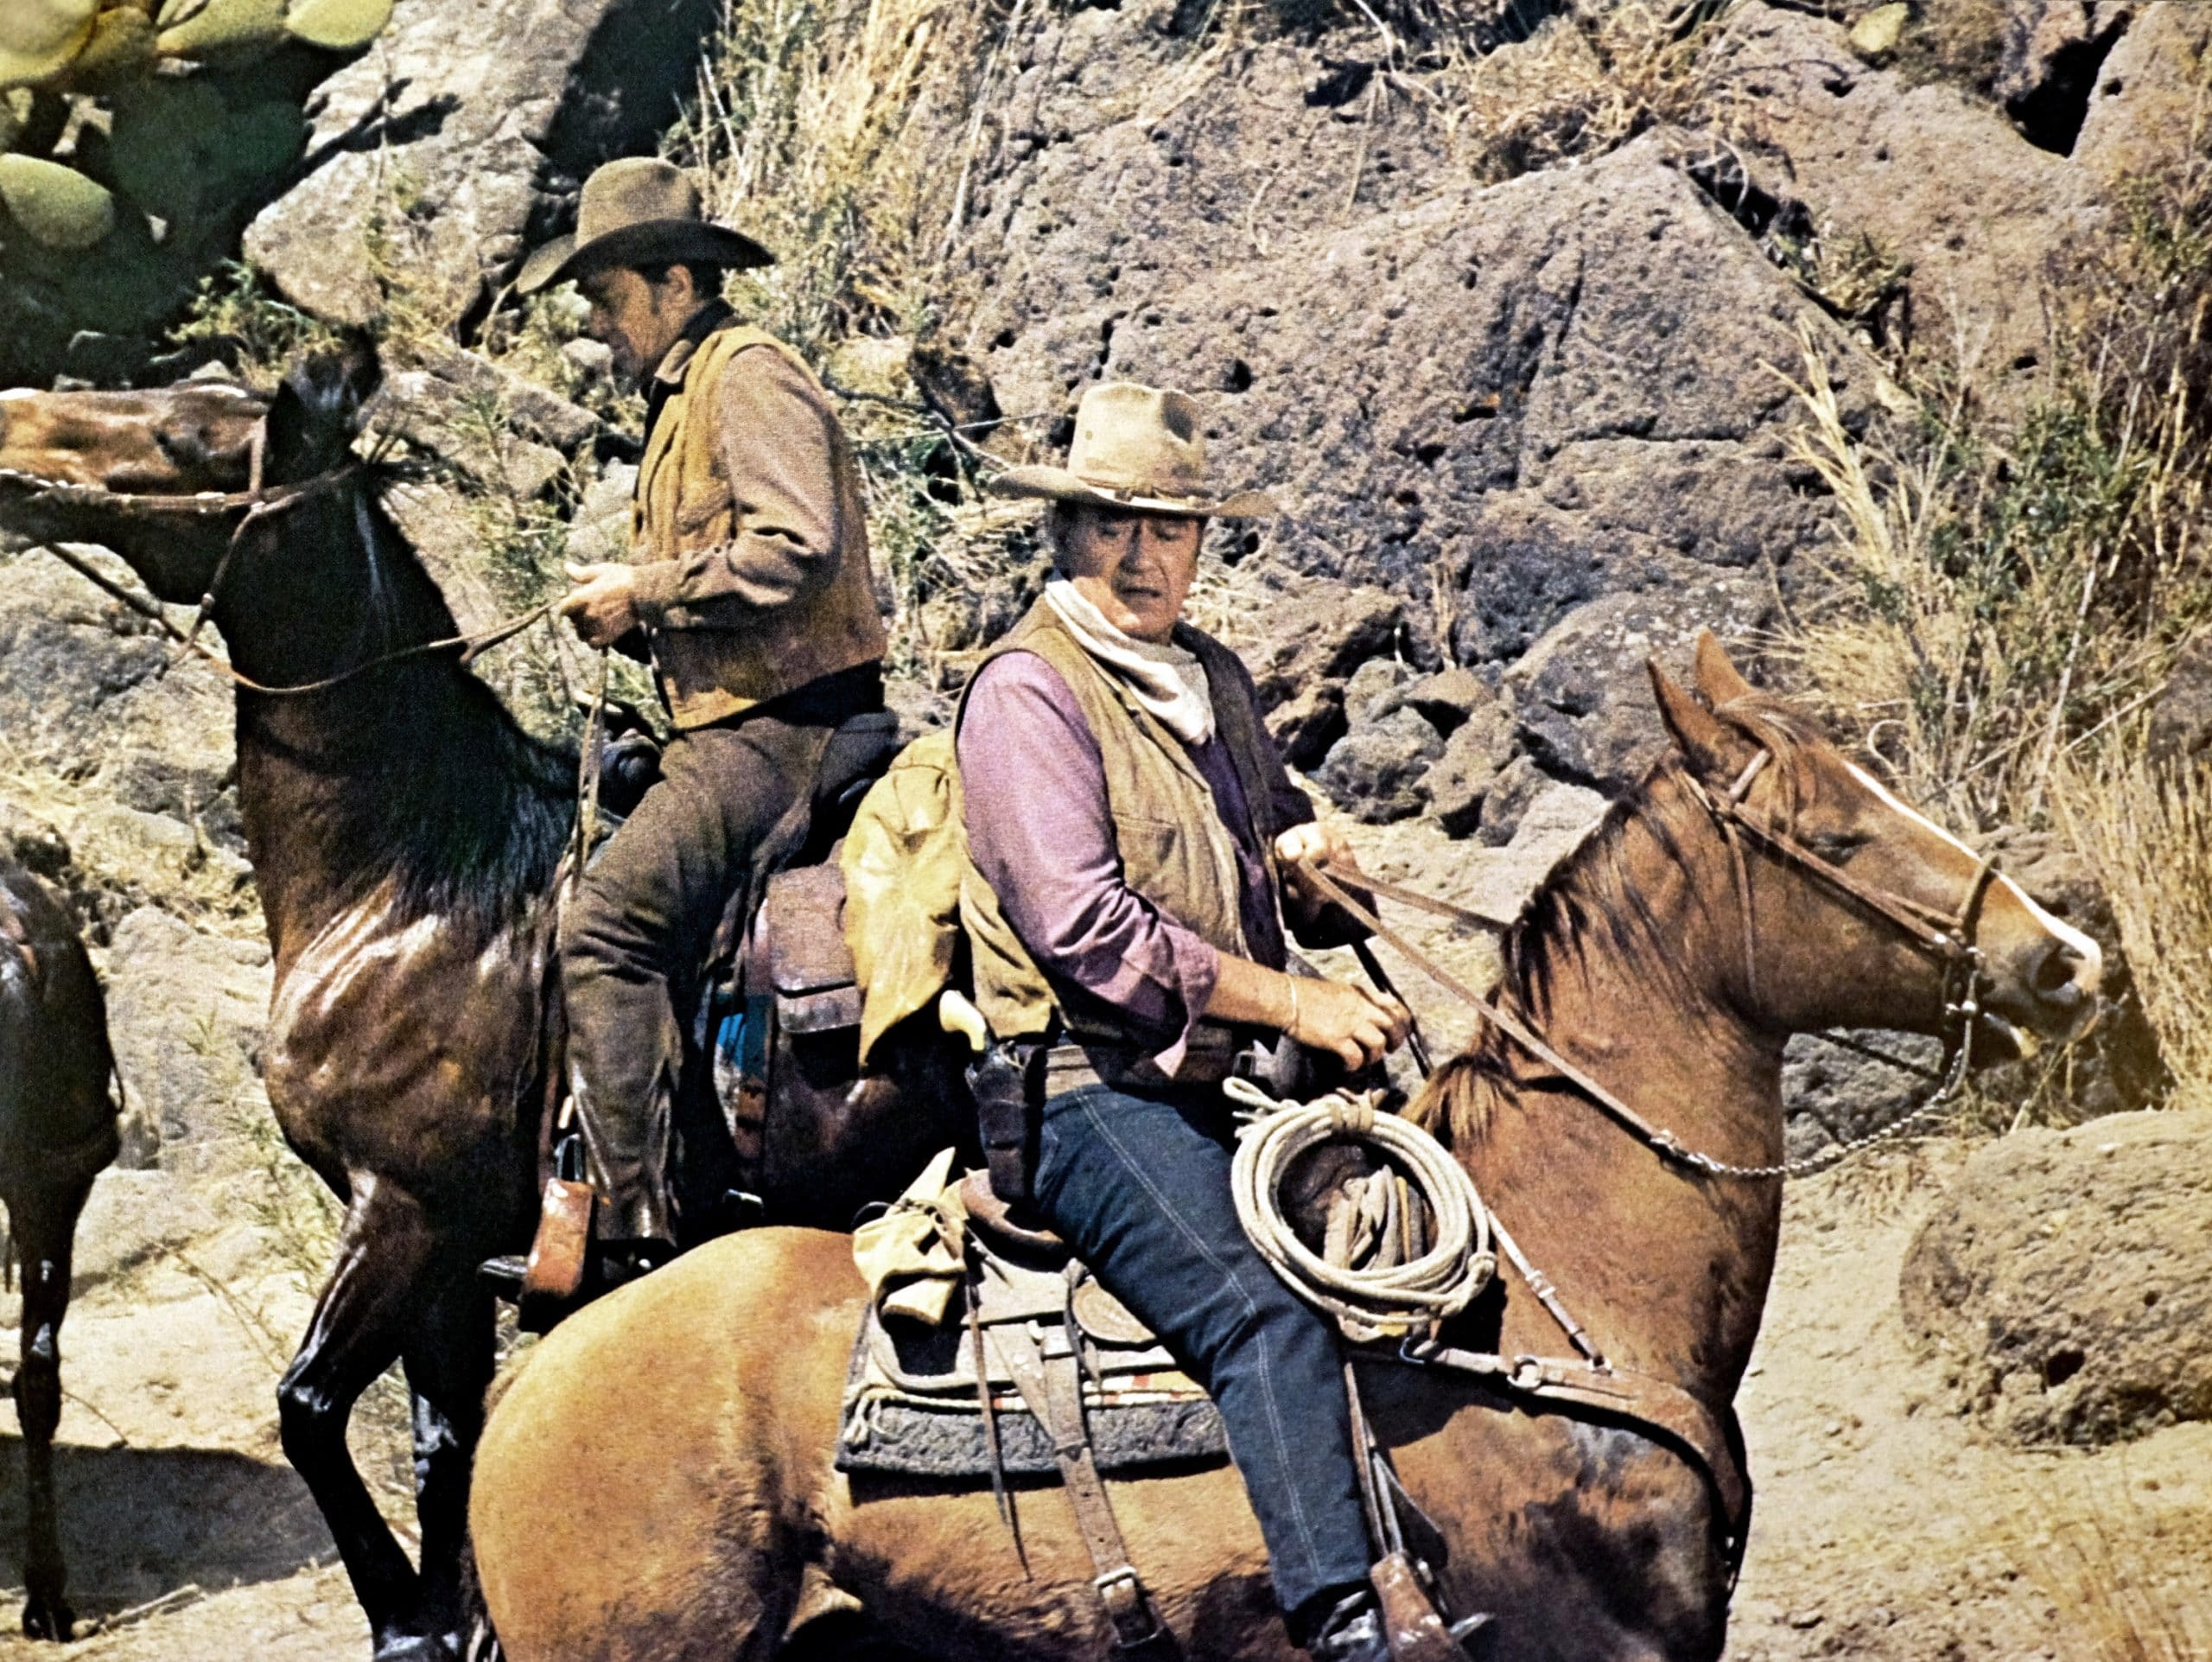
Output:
[984, 1287, 1182, 1661]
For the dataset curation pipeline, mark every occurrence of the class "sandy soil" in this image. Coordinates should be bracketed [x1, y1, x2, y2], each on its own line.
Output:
[3, 1131, 2206, 1662]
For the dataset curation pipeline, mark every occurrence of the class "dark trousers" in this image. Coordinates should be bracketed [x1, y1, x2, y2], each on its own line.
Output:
[1034, 1084, 1374, 1621]
[560, 666, 882, 1242]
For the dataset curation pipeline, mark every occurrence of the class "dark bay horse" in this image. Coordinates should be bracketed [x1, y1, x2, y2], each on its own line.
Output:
[0, 353, 963, 1660]
[465, 637, 2104, 1662]
[0, 858, 121, 1642]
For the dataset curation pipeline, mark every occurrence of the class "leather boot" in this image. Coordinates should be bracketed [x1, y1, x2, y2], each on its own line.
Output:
[568, 1061, 677, 1246]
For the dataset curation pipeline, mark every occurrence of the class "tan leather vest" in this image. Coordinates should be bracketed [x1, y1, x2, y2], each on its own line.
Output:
[960, 600, 1283, 1086]
[633, 324, 887, 729]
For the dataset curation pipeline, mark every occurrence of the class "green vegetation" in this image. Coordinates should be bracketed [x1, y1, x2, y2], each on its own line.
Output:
[0, 0, 391, 380]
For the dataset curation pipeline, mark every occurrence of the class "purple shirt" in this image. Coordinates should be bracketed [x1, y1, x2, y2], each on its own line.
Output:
[959, 649, 1314, 1074]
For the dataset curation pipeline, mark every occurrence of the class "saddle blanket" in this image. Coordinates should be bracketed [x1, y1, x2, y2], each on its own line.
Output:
[834, 1292, 1228, 1481]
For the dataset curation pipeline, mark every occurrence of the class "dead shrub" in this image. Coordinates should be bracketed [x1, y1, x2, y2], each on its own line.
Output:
[1452, 0, 1748, 180]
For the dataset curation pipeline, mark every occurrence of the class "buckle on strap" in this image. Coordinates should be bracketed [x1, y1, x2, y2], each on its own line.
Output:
[1094, 1565, 1167, 1650]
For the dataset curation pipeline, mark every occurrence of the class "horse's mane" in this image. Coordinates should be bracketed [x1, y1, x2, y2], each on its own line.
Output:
[1407, 691, 1825, 1150]
[242, 463, 576, 934]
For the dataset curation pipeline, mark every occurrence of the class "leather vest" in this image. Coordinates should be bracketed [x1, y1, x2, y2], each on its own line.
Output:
[959, 600, 1283, 1087]
[633, 323, 886, 729]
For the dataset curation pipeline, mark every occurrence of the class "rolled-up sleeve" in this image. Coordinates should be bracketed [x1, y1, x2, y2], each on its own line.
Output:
[959, 653, 1219, 1075]
[631, 344, 847, 628]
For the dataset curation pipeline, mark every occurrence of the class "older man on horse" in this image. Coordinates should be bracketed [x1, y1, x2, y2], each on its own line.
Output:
[518, 158, 887, 1274]
[959, 382, 1421, 1662]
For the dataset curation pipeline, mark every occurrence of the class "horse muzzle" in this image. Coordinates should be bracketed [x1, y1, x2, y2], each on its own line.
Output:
[1981, 931, 2106, 1053]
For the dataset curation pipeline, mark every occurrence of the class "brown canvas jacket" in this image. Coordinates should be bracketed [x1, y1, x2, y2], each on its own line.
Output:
[629, 308, 886, 729]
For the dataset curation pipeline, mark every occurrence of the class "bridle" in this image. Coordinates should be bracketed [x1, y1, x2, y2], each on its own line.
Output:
[0, 441, 553, 699]
[1295, 738, 2005, 1183]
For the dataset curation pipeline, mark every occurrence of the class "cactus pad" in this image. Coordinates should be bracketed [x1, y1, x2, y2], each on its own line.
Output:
[0, 0, 98, 88]
[153, 0, 289, 60]
[285, 0, 392, 50]
[70, 8, 159, 84]
[0, 152, 118, 249]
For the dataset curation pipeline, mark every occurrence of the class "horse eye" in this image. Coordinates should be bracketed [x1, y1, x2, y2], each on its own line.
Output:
[1809, 831, 1871, 861]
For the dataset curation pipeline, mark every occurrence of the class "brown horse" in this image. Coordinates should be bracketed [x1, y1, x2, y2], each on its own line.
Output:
[0, 353, 964, 1661]
[465, 636, 2104, 1662]
[0, 858, 122, 1642]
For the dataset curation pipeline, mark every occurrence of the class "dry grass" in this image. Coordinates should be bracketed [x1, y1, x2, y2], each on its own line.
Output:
[1452, 0, 1749, 180]
[1774, 122, 2212, 831]
[2056, 757, 2212, 1103]
[1999, 1483, 2212, 1662]
[1773, 69, 2212, 1121]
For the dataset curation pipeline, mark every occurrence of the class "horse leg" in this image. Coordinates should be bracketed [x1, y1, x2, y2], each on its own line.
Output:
[277, 1179, 442, 1660]
[401, 1267, 494, 1659]
[9, 1172, 94, 1641]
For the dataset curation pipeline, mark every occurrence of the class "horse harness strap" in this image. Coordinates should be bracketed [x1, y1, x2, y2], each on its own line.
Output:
[10, 459, 556, 700]
[1396, 1339, 1751, 1576]
[980, 1264, 1179, 1660]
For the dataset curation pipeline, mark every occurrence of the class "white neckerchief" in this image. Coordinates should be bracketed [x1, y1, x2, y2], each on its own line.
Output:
[1042, 579, 1215, 746]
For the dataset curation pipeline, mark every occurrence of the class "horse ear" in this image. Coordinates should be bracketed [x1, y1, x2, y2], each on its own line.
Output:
[264, 333, 382, 480]
[1690, 630, 1756, 707]
[1649, 658, 1747, 780]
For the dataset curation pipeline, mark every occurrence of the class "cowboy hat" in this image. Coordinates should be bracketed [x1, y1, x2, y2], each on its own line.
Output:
[516, 158, 772, 296]
[991, 382, 1277, 519]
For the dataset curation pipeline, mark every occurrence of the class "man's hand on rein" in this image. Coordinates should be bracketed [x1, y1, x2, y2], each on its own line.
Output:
[1284, 976, 1413, 1071]
[561, 562, 643, 649]
[1274, 821, 1360, 899]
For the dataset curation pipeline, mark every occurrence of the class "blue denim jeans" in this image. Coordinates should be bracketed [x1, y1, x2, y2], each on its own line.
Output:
[1033, 1083, 1373, 1619]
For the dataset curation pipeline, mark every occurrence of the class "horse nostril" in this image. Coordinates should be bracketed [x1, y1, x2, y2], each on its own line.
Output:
[2030, 941, 2086, 1004]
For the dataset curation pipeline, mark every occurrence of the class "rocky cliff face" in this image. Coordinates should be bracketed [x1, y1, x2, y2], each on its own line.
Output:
[3, 0, 2196, 1161]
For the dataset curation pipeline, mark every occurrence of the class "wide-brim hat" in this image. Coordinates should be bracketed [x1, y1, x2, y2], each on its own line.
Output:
[516, 157, 773, 296]
[992, 382, 1277, 519]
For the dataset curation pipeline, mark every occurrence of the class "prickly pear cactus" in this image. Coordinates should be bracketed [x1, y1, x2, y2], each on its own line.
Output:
[0, 0, 389, 380]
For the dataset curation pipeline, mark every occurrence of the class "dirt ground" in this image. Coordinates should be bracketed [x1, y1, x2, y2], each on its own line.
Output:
[3, 1126, 2207, 1662]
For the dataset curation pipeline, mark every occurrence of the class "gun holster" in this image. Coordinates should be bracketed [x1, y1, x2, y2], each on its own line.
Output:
[969, 1037, 1048, 1206]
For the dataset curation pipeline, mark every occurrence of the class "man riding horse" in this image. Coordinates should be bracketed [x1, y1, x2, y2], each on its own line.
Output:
[518, 158, 889, 1279]
[958, 382, 1436, 1662]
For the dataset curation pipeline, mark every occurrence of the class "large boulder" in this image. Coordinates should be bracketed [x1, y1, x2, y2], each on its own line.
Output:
[977, 130, 1870, 638]
[2072, 1, 2212, 182]
[0, 548, 239, 850]
[1718, 2, 2106, 393]
[245, 0, 721, 328]
[1900, 1108, 2212, 1446]
[100, 905, 273, 1172]
[964, 104, 1878, 837]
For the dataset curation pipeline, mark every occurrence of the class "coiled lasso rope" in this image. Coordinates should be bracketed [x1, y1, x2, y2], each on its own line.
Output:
[1225, 1077, 1496, 1342]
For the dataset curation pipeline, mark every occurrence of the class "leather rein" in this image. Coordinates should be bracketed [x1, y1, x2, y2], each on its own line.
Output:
[0, 452, 555, 699]
[1296, 745, 2002, 1183]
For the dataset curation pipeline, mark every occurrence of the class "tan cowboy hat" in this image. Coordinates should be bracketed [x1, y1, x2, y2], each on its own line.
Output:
[992, 382, 1277, 519]
[516, 158, 772, 295]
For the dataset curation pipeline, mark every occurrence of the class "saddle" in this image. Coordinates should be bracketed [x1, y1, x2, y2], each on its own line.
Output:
[841, 1171, 1224, 1481]
[838, 1168, 1482, 1662]
[840, 1172, 1215, 1659]
[510, 710, 906, 1321]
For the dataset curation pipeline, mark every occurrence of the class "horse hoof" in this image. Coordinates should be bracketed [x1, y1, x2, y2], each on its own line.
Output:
[21, 1596, 75, 1642]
